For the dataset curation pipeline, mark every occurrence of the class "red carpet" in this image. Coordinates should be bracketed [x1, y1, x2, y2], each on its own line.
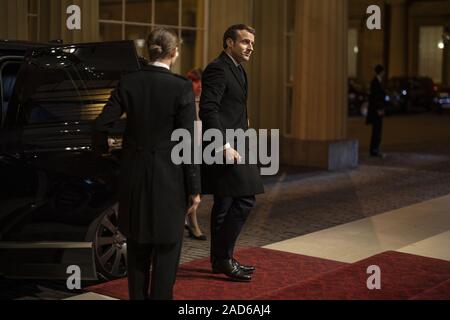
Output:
[86, 249, 450, 300]
[254, 251, 450, 300]
[410, 279, 450, 300]
[85, 247, 346, 300]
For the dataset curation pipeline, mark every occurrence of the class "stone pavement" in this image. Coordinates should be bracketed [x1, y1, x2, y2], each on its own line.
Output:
[2, 140, 450, 299]
[180, 140, 450, 264]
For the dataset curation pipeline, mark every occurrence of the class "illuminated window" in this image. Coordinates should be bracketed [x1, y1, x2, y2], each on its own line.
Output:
[99, 0, 207, 75]
[419, 26, 444, 84]
[348, 28, 358, 78]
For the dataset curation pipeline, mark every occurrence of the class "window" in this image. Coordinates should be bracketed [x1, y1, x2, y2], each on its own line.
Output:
[28, 0, 40, 41]
[99, 0, 208, 75]
[419, 26, 444, 84]
[283, 0, 296, 136]
[1, 61, 21, 127]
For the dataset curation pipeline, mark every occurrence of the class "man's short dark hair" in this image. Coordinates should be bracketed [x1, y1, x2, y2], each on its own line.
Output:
[223, 24, 255, 49]
[374, 64, 385, 75]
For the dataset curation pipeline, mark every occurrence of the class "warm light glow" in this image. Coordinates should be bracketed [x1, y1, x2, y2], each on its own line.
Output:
[438, 41, 445, 49]
[135, 39, 146, 48]
[353, 46, 359, 54]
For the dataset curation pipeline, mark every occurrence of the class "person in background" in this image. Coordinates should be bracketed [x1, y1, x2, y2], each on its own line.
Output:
[92, 28, 201, 300]
[367, 64, 387, 158]
[187, 68, 203, 117]
[184, 68, 207, 241]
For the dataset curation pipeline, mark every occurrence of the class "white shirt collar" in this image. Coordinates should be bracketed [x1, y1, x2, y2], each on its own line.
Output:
[377, 75, 383, 83]
[224, 51, 240, 67]
[151, 61, 170, 70]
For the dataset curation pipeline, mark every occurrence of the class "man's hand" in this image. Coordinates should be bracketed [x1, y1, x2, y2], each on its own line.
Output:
[225, 147, 242, 163]
[377, 110, 385, 117]
[108, 138, 121, 153]
[187, 194, 201, 216]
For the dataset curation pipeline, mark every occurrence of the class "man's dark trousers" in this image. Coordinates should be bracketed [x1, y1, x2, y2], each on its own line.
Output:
[127, 239, 182, 300]
[370, 116, 383, 155]
[210, 195, 256, 262]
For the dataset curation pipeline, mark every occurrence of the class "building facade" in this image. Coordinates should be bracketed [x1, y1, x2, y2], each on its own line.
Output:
[1, 0, 449, 169]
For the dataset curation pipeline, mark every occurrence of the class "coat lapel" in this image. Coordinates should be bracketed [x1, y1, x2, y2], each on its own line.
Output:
[220, 52, 247, 96]
[242, 66, 248, 94]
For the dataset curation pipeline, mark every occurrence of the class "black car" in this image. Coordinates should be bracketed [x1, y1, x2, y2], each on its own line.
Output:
[385, 76, 438, 114]
[0, 40, 140, 280]
[1, 41, 49, 127]
[433, 85, 450, 113]
[348, 78, 369, 117]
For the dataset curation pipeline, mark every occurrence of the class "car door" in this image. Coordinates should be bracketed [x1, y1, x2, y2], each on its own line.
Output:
[0, 41, 140, 241]
[0, 55, 41, 237]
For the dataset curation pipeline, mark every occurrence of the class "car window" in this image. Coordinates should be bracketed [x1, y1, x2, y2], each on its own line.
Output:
[0, 61, 21, 128]
[6, 41, 139, 127]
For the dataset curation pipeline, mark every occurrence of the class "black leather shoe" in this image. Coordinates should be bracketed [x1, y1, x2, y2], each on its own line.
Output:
[185, 225, 207, 241]
[211, 259, 252, 282]
[370, 151, 386, 158]
[232, 259, 255, 274]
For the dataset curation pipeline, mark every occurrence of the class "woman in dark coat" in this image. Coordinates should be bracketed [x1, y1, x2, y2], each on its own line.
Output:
[93, 28, 201, 300]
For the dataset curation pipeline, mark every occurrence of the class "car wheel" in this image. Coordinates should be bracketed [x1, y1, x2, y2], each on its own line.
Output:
[94, 203, 127, 280]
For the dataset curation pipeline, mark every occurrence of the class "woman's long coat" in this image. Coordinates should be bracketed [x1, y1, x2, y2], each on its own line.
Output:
[93, 65, 200, 244]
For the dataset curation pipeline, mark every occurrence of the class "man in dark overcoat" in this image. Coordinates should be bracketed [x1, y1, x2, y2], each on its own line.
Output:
[199, 24, 265, 282]
[367, 64, 387, 157]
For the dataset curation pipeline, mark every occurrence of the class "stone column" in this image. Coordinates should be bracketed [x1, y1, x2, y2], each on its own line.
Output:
[388, 0, 407, 77]
[251, 0, 284, 131]
[195, 0, 206, 68]
[0, 0, 28, 40]
[282, 0, 358, 170]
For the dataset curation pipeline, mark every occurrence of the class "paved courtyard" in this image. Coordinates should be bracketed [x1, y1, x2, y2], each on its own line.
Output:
[2, 113, 450, 299]
[181, 140, 450, 264]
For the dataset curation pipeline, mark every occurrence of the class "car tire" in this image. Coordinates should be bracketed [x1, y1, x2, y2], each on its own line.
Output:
[93, 203, 127, 280]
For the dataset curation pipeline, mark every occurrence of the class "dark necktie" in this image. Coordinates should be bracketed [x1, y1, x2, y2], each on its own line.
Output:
[237, 64, 246, 87]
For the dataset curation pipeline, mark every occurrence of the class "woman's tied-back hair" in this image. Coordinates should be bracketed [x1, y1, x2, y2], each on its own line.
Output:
[147, 28, 179, 62]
